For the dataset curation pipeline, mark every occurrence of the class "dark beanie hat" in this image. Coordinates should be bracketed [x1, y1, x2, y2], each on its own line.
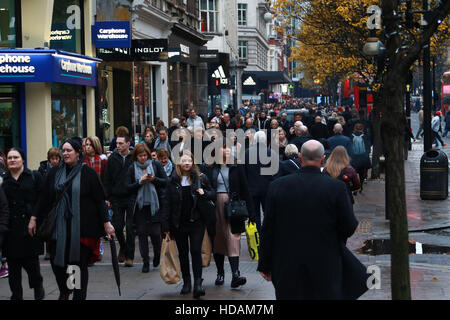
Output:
[62, 137, 83, 154]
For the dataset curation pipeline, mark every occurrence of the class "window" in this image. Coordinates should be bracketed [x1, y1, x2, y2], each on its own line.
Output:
[239, 40, 247, 60]
[50, 0, 84, 54]
[0, 0, 18, 48]
[238, 3, 247, 26]
[51, 84, 85, 148]
[200, 0, 218, 32]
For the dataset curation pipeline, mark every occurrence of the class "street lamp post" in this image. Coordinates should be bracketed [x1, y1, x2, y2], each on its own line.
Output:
[422, 0, 433, 151]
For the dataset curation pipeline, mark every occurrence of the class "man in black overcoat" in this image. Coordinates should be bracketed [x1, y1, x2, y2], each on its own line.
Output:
[257, 140, 367, 300]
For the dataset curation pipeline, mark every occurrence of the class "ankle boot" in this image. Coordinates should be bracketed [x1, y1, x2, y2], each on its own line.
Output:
[193, 278, 205, 299]
[34, 285, 45, 300]
[231, 271, 246, 288]
[180, 278, 192, 294]
[142, 261, 150, 273]
[215, 273, 225, 286]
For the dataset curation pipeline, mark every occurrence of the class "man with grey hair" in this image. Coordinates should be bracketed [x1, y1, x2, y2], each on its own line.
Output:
[290, 125, 312, 152]
[258, 140, 366, 300]
[274, 144, 301, 179]
[327, 123, 353, 156]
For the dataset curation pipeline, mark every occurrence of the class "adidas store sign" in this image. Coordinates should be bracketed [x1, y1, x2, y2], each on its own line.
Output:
[243, 76, 256, 86]
[212, 65, 229, 85]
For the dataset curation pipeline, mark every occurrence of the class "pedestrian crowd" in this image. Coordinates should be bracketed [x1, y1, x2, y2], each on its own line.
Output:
[0, 98, 445, 300]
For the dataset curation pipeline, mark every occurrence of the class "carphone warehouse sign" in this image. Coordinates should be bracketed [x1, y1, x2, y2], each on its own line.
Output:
[0, 50, 99, 86]
[92, 21, 131, 48]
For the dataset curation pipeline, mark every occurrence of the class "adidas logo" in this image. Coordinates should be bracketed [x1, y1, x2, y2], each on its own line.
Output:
[212, 65, 229, 84]
[243, 76, 256, 86]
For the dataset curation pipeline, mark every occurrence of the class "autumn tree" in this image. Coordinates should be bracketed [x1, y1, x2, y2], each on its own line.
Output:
[272, 0, 450, 300]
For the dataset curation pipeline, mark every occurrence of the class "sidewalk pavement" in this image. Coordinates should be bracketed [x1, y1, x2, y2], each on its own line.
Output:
[0, 140, 449, 300]
[350, 138, 450, 300]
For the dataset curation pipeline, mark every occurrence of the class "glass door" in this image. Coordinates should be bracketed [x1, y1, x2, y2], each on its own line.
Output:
[0, 85, 20, 153]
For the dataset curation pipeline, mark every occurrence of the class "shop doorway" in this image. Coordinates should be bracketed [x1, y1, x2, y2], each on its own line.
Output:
[113, 68, 132, 134]
[0, 85, 20, 153]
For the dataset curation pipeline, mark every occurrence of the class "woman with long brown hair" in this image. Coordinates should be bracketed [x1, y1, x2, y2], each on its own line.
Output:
[164, 150, 215, 299]
[323, 146, 361, 204]
[200, 139, 255, 289]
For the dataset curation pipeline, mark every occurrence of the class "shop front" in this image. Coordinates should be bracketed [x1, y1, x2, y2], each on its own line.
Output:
[96, 38, 169, 146]
[242, 71, 291, 105]
[168, 25, 208, 119]
[199, 50, 232, 114]
[0, 49, 100, 168]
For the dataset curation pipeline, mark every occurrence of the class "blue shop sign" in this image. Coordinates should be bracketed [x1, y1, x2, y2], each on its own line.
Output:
[92, 21, 131, 49]
[0, 49, 100, 86]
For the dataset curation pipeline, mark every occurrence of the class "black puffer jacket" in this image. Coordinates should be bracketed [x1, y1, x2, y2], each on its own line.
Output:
[165, 170, 215, 233]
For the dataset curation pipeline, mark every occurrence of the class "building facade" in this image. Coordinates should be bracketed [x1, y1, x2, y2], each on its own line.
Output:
[0, 0, 99, 169]
[238, 0, 290, 104]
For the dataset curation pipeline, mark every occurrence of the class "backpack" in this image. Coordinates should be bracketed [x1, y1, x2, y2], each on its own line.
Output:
[352, 134, 366, 155]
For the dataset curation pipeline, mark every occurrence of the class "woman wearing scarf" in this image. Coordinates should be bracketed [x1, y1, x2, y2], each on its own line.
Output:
[83, 136, 108, 181]
[125, 143, 168, 273]
[29, 138, 115, 300]
[156, 148, 174, 180]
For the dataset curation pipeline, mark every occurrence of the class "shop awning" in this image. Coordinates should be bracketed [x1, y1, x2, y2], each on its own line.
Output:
[0, 49, 102, 87]
[242, 71, 291, 84]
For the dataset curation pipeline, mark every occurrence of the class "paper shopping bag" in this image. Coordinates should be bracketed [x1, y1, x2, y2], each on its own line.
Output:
[201, 228, 212, 267]
[160, 235, 181, 284]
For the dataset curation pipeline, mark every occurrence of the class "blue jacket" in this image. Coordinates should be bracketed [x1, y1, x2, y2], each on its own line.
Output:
[327, 133, 353, 157]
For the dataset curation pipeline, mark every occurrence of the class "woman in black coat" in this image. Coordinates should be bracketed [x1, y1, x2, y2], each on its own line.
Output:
[200, 141, 255, 289]
[2, 148, 45, 300]
[125, 143, 168, 273]
[163, 151, 215, 299]
[29, 138, 115, 300]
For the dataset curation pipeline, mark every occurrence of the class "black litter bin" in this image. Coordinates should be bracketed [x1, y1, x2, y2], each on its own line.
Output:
[420, 150, 448, 200]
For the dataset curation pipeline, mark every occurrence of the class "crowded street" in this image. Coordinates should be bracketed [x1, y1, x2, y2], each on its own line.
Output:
[1, 0, 450, 305]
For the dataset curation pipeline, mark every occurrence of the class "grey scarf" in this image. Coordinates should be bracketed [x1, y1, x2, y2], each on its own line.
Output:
[154, 137, 171, 153]
[53, 162, 83, 268]
[134, 160, 160, 215]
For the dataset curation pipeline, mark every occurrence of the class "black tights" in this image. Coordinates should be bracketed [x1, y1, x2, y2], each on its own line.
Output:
[214, 254, 240, 274]
[174, 221, 204, 281]
[49, 242, 91, 300]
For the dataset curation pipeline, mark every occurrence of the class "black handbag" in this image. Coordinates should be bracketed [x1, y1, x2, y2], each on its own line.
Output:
[219, 169, 249, 221]
[37, 179, 74, 241]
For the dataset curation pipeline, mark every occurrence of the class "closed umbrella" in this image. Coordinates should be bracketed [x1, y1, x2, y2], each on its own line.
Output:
[109, 236, 121, 296]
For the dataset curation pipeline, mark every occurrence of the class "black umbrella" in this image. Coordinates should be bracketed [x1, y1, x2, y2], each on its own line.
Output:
[109, 236, 121, 296]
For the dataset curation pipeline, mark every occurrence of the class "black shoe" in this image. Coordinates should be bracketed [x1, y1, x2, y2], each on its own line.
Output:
[153, 254, 160, 268]
[215, 273, 224, 286]
[193, 278, 205, 299]
[180, 279, 192, 295]
[142, 261, 150, 273]
[34, 285, 45, 300]
[231, 271, 246, 288]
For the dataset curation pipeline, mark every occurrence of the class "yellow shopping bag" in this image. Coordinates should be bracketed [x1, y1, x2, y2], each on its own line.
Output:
[245, 222, 259, 261]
